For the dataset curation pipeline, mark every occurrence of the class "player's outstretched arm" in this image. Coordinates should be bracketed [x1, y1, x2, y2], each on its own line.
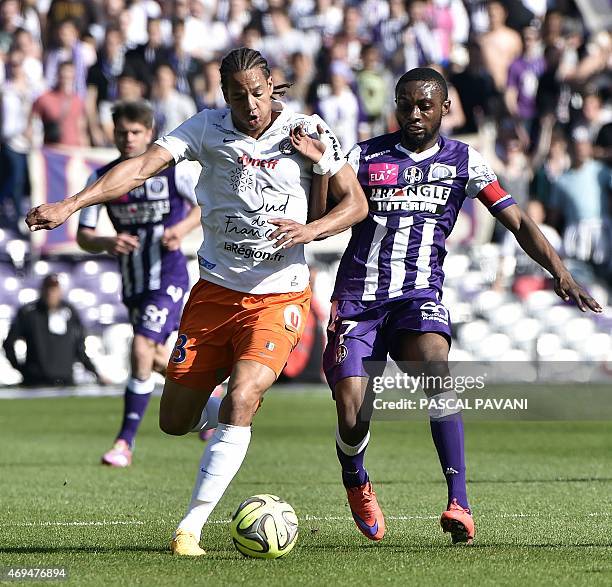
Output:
[268, 163, 368, 248]
[497, 204, 601, 313]
[25, 144, 175, 232]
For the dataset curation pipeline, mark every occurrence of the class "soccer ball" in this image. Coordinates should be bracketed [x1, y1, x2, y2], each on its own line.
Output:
[230, 494, 298, 559]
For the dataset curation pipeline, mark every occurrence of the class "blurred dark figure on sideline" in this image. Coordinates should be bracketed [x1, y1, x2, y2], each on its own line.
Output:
[2, 274, 106, 386]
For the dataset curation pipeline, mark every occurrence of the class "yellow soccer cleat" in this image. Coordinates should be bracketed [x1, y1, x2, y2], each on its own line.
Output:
[170, 530, 206, 556]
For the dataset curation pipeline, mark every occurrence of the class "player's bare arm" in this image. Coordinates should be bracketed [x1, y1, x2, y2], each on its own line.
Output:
[497, 204, 601, 313]
[26, 144, 175, 232]
[162, 205, 202, 251]
[268, 163, 368, 249]
[77, 228, 140, 256]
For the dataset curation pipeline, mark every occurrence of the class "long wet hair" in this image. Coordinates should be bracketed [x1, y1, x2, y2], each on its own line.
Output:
[219, 47, 291, 97]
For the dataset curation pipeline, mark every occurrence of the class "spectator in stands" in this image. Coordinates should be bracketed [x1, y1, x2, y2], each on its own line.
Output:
[530, 120, 571, 211]
[356, 43, 393, 137]
[2, 274, 106, 386]
[297, 0, 344, 39]
[316, 60, 364, 151]
[151, 63, 196, 136]
[192, 59, 225, 111]
[286, 51, 315, 113]
[577, 89, 612, 143]
[223, 0, 252, 47]
[124, 17, 172, 92]
[263, 7, 319, 68]
[373, 0, 409, 66]
[337, 5, 369, 68]
[30, 60, 88, 146]
[0, 0, 23, 54]
[45, 0, 98, 44]
[44, 18, 89, 98]
[167, 18, 203, 97]
[478, 1, 522, 92]
[401, 0, 443, 72]
[505, 25, 545, 139]
[12, 27, 44, 91]
[97, 67, 147, 145]
[86, 26, 126, 146]
[0, 47, 36, 229]
[450, 42, 499, 135]
[550, 126, 612, 266]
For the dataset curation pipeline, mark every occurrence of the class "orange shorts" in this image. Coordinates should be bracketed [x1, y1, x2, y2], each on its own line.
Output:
[166, 279, 311, 390]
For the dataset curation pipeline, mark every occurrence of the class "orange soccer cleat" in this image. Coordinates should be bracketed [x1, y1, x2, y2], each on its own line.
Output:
[346, 481, 386, 541]
[440, 499, 475, 544]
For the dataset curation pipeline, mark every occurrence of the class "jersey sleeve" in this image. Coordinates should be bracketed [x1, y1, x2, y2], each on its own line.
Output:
[154, 110, 208, 164]
[466, 146, 517, 216]
[345, 144, 362, 174]
[78, 172, 101, 228]
[309, 114, 346, 176]
[174, 160, 200, 205]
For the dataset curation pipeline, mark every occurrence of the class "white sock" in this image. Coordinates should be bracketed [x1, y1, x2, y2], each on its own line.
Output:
[189, 396, 222, 432]
[177, 423, 251, 541]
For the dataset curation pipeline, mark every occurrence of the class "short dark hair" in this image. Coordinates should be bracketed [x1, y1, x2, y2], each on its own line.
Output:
[112, 100, 154, 129]
[395, 67, 448, 100]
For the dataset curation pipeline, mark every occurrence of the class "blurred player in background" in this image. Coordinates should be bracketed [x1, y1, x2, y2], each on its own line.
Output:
[76, 100, 201, 468]
[26, 47, 368, 556]
[323, 68, 601, 545]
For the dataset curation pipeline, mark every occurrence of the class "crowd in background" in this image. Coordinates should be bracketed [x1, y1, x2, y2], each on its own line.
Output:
[0, 0, 610, 270]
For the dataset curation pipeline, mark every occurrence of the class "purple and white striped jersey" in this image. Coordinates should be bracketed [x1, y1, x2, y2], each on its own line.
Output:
[78, 159, 199, 302]
[332, 132, 516, 301]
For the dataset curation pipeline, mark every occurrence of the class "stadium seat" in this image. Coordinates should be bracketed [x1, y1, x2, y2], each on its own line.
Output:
[489, 302, 524, 332]
[542, 305, 578, 334]
[536, 333, 563, 359]
[473, 290, 509, 319]
[473, 333, 512, 360]
[524, 290, 559, 316]
[581, 333, 612, 360]
[560, 317, 596, 350]
[457, 320, 490, 351]
[507, 318, 542, 354]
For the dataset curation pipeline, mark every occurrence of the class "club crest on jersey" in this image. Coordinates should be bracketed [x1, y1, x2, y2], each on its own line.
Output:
[368, 163, 399, 185]
[166, 285, 183, 303]
[428, 163, 456, 185]
[335, 344, 348, 364]
[145, 176, 169, 200]
[403, 166, 423, 184]
[279, 137, 296, 155]
[284, 305, 302, 331]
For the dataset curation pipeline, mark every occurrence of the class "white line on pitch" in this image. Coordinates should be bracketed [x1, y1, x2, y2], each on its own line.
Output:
[4, 512, 609, 528]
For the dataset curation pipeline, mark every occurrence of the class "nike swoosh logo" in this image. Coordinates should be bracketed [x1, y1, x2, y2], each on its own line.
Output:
[352, 511, 379, 536]
[223, 138, 237, 143]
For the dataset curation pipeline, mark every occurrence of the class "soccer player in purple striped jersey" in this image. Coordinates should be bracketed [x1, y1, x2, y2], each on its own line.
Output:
[76, 101, 202, 468]
[323, 68, 601, 544]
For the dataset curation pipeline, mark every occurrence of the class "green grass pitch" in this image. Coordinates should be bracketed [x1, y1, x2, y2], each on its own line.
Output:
[0, 387, 611, 586]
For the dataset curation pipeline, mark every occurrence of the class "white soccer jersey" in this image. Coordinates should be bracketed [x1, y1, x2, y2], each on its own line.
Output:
[155, 101, 345, 294]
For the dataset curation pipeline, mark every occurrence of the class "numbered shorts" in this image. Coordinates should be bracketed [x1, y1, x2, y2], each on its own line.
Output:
[167, 279, 311, 390]
[126, 287, 186, 345]
[322, 289, 451, 394]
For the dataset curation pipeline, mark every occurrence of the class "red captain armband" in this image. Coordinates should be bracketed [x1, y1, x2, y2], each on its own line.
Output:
[477, 181, 516, 215]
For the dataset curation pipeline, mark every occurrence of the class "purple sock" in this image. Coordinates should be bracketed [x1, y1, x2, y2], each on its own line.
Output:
[429, 412, 469, 510]
[336, 431, 370, 488]
[117, 388, 152, 448]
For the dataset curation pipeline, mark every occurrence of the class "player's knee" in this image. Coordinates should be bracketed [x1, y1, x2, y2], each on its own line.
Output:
[159, 410, 191, 436]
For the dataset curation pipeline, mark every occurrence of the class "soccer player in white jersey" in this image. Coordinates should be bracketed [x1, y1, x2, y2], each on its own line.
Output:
[26, 47, 368, 555]
[323, 68, 601, 544]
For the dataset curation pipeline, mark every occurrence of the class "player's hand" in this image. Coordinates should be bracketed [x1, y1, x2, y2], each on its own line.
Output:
[554, 272, 602, 313]
[267, 218, 318, 249]
[290, 124, 327, 163]
[161, 225, 184, 251]
[107, 233, 140, 255]
[25, 201, 74, 231]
